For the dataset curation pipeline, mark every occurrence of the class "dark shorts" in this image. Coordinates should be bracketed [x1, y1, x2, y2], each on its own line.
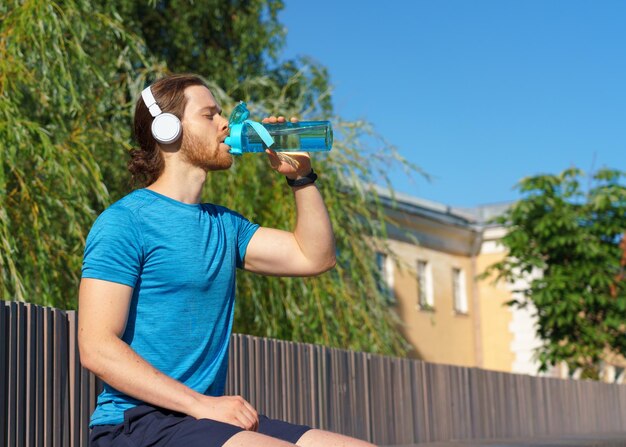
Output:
[89, 404, 312, 447]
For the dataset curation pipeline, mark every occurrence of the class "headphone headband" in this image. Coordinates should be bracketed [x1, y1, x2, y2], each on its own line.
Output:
[141, 87, 163, 117]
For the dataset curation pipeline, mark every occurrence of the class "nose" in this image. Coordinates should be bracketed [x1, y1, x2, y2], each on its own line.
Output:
[218, 113, 229, 133]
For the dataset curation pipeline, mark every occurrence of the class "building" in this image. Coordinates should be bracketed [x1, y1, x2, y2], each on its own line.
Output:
[375, 187, 555, 376]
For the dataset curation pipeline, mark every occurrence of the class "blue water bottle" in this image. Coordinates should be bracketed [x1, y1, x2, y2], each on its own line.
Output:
[224, 102, 333, 155]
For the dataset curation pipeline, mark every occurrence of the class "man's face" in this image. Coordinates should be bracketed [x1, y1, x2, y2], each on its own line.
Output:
[179, 85, 232, 171]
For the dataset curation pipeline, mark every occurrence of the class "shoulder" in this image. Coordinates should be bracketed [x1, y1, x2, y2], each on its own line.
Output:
[93, 203, 139, 230]
[88, 192, 150, 240]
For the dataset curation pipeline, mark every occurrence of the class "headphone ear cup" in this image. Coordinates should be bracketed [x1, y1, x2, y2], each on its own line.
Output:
[151, 113, 182, 144]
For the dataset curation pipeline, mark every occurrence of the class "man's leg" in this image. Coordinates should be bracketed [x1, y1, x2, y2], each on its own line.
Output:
[295, 429, 377, 447]
[222, 428, 376, 447]
[223, 431, 297, 447]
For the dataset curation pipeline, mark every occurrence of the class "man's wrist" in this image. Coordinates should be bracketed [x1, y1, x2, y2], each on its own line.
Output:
[285, 167, 314, 180]
[286, 169, 317, 187]
[184, 390, 208, 418]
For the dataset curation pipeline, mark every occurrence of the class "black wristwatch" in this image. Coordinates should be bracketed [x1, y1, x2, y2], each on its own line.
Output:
[286, 169, 318, 187]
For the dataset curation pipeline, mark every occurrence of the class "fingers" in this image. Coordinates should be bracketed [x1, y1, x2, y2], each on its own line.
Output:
[261, 115, 299, 123]
[265, 149, 281, 169]
[267, 150, 300, 170]
[237, 411, 257, 431]
[234, 397, 258, 431]
[278, 153, 300, 170]
[261, 116, 282, 124]
[242, 400, 259, 431]
[195, 395, 259, 431]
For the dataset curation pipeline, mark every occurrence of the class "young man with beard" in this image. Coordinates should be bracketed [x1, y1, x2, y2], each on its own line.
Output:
[78, 74, 375, 447]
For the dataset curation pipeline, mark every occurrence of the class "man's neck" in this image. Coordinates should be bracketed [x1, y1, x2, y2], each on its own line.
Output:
[146, 162, 207, 205]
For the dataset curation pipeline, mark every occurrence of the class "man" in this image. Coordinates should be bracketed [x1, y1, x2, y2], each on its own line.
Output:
[78, 74, 375, 447]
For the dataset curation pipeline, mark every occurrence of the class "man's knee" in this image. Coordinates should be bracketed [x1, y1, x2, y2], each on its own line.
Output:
[294, 428, 377, 447]
[223, 430, 296, 447]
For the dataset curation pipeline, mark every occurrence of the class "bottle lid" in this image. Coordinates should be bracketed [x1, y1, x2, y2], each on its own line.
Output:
[225, 101, 275, 156]
[228, 101, 250, 127]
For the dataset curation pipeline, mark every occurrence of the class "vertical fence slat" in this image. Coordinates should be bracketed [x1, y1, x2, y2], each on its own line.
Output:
[298, 339, 308, 426]
[25, 303, 37, 447]
[1, 302, 8, 447]
[67, 311, 80, 447]
[16, 303, 27, 447]
[79, 349, 90, 447]
[35, 304, 44, 447]
[53, 309, 62, 446]
[61, 308, 70, 446]
[43, 306, 53, 447]
[309, 342, 319, 429]
[7, 301, 18, 447]
[368, 353, 381, 444]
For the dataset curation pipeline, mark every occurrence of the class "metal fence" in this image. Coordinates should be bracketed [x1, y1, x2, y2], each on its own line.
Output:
[3, 300, 626, 447]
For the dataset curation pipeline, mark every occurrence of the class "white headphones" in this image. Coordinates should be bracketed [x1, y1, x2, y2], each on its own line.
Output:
[141, 86, 182, 144]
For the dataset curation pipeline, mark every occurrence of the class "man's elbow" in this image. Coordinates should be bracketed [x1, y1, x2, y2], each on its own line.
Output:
[78, 336, 97, 372]
[78, 339, 97, 373]
[310, 254, 336, 276]
[78, 334, 110, 376]
[326, 255, 337, 271]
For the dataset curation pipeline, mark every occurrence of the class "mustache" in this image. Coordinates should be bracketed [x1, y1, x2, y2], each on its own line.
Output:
[217, 129, 230, 142]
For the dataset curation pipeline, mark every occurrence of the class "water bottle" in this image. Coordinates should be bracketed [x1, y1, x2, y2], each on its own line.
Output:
[224, 102, 333, 156]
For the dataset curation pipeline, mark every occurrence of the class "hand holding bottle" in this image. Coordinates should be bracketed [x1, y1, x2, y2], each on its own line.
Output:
[261, 115, 312, 179]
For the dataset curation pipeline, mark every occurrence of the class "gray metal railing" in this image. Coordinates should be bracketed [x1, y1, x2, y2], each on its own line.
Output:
[3, 300, 626, 446]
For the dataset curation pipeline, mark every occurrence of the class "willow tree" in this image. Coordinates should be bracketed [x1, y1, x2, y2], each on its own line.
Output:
[1, 0, 417, 356]
[101, 0, 333, 116]
[0, 0, 166, 308]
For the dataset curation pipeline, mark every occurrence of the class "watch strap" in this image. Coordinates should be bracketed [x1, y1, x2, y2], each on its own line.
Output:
[286, 169, 318, 187]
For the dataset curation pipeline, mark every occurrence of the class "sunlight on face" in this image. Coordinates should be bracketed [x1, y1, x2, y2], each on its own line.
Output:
[180, 85, 232, 171]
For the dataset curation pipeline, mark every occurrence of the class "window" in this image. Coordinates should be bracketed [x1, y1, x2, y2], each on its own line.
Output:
[417, 260, 434, 310]
[375, 252, 395, 304]
[452, 267, 468, 314]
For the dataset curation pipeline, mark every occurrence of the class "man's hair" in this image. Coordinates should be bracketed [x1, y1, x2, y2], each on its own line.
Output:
[128, 74, 209, 187]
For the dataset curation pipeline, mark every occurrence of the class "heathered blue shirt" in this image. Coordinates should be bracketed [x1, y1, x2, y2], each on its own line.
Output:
[81, 188, 259, 427]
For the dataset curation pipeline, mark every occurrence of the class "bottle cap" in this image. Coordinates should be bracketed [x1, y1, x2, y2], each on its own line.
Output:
[225, 101, 275, 155]
[228, 101, 250, 127]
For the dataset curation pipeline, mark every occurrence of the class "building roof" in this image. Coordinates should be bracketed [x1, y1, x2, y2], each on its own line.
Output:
[372, 184, 513, 229]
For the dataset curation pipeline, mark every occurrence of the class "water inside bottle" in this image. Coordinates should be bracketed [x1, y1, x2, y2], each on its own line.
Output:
[243, 121, 332, 152]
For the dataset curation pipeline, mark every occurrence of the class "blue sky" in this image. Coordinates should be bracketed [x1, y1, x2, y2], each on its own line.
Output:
[279, 1, 626, 208]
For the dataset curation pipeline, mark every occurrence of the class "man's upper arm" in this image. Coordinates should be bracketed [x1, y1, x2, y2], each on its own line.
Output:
[242, 227, 321, 276]
[78, 204, 143, 365]
[78, 278, 133, 366]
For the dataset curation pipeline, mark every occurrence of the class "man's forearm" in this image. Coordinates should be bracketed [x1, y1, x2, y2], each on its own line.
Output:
[291, 183, 336, 270]
[81, 335, 202, 414]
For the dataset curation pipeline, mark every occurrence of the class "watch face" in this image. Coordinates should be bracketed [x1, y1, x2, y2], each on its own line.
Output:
[229, 101, 250, 127]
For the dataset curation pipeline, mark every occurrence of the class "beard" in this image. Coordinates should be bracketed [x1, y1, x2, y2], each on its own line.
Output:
[179, 130, 233, 172]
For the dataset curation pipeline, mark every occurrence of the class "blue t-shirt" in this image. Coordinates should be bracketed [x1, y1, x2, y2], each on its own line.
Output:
[81, 188, 259, 427]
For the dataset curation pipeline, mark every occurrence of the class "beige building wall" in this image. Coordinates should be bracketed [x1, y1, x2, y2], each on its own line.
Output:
[377, 191, 577, 378]
[475, 247, 515, 372]
[387, 239, 478, 367]
[377, 192, 518, 372]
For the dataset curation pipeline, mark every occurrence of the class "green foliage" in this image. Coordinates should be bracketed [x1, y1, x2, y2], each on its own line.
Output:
[110, 1, 285, 86]
[1, 0, 415, 356]
[484, 168, 626, 377]
[98, 0, 332, 115]
[0, 0, 162, 307]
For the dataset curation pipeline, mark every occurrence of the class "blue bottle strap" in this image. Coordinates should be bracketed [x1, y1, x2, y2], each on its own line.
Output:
[245, 120, 275, 148]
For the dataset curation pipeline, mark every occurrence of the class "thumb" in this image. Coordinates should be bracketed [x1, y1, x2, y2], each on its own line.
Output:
[265, 149, 281, 170]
